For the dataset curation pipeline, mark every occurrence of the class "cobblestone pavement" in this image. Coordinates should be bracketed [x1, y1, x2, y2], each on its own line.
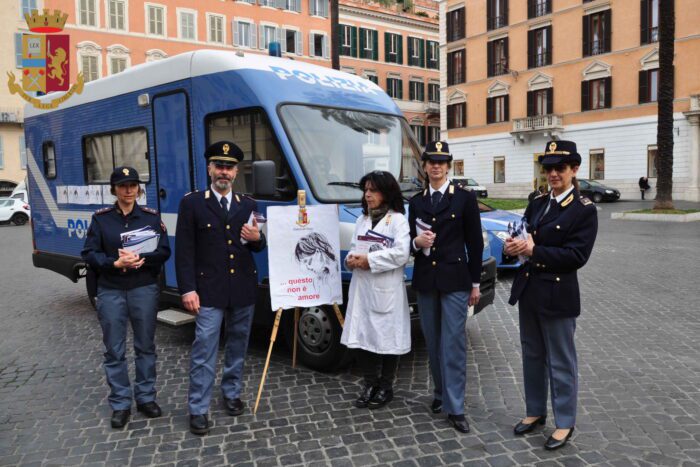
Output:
[1, 199, 699, 466]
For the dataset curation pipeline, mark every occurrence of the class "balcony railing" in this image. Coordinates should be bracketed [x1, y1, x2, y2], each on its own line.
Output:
[512, 114, 563, 133]
[488, 14, 507, 30]
[425, 102, 440, 114]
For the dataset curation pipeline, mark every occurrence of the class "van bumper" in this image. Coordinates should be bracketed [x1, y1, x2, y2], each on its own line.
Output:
[32, 250, 83, 283]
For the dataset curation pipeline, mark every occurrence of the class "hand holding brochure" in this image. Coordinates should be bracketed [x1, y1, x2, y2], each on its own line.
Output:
[120, 226, 160, 254]
[507, 219, 529, 263]
[241, 211, 266, 245]
[415, 218, 432, 256]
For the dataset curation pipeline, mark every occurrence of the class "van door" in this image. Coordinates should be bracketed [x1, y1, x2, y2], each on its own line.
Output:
[153, 91, 193, 289]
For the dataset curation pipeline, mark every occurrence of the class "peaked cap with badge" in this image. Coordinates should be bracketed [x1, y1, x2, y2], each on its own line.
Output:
[205, 141, 244, 167]
[110, 166, 140, 186]
[538, 140, 582, 167]
[422, 140, 453, 162]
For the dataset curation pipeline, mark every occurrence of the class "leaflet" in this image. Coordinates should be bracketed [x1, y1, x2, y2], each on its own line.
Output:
[507, 219, 530, 263]
[415, 218, 432, 256]
[353, 234, 388, 254]
[241, 211, 267, 245]
[120, 226, 160, 254]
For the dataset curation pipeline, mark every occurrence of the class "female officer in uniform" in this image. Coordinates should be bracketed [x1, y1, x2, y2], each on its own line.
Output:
[504, 141, 597, 450]
[82, 167, 171, 429]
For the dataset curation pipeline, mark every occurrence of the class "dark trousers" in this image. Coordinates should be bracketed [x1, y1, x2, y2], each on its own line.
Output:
[358, 350, 399, 390]
[641, 189, 646, 200]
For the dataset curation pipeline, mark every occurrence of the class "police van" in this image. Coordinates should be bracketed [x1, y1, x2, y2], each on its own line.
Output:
[24, 50, 496, 371]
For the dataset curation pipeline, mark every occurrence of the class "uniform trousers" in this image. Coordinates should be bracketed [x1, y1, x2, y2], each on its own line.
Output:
[188, 304, 255, 415]
[416, 290, 469, 416]
[96, 283, 159, 410]
[519, 285, 578, 428]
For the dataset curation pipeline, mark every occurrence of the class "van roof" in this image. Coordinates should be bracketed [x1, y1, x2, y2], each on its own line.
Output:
[25, 50, 391, 118]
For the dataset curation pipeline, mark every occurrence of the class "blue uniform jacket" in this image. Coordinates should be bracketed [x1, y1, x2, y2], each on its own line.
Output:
[175, 189, 266, 309]
[408, 182, 484, 293]
[508, 189, 598, 318]
[81, 204, 171, 290]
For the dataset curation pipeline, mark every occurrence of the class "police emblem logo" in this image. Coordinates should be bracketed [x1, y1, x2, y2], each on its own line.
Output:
[223, 144, 230, 155]
[123, 168, 130, 176]
[435, 142, 443, 152]
[549, 142, 557, 153]
[6, 9, 84, 110]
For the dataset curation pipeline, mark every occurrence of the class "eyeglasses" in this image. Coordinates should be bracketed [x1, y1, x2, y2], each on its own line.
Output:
[544, 164, 568, 173]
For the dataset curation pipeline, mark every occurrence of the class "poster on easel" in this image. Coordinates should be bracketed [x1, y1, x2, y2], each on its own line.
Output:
[267, 202, 343, 311]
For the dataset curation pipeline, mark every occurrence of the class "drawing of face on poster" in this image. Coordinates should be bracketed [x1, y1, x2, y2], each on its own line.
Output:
[293, 232, 339, 296]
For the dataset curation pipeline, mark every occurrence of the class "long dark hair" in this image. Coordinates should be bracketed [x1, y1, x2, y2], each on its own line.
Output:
[359, 171, 405, 215]
[294, 232, 336, 262]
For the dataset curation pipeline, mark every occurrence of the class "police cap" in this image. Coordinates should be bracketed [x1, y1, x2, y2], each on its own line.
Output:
[538, 140, 582, 166]
[205, 141, 244, 167]
[422, 140, 453, 162]
[110, 166, 140, 186]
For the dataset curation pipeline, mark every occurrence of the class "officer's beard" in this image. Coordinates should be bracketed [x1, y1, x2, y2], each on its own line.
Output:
[213, 177, 232, 191]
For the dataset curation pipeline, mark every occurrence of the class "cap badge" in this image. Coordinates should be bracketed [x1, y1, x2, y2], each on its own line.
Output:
[122, 168, 129, 176]
[548, 142, 557, 153]
[435, 142, 443, 152]
[223, 144, 230, 155]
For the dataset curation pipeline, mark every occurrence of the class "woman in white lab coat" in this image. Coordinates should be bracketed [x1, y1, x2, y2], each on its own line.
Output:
[342, 171, 411, 410]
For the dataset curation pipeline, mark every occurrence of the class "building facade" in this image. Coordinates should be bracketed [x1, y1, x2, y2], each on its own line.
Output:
[0, 0, 33, 193]
[439, 0, 700, 201]
[339, 0, 440, 147]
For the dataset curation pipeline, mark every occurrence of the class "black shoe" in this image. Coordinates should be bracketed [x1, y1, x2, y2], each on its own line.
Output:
[136, 401, 162, 418]
[544, 427, 574, 450]
[513, 416, 546, 435]
[354, 385, 377, 408]
[367, 388, 393, 410]
[189, 414, 210, 435]
[110, 409, 130, 429]
[430, 399, 442, 414]
[447, 414, 470, 433]
[224, 398, 244, 416]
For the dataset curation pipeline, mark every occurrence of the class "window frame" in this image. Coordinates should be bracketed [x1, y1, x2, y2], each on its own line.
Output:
[528, 0, 551, 18]
[207, 13, 225, 44]
[487, 0, 508, 31]
[43, 141, 57, 179]
[639, 68, 659, 104]
[446, 7, 465, 42]
[487, 37, 509, 77]
[493, 156, 506, 183]
[447, 102, 466, 129]
[78, 0, 99, 27]
[177, 8, 197, 41]
[145, 3, 166, 37]
[589, 149, 605, 180]
[82, 127, 151, 184]
[647, 145, 658, 178]
[641, 0, 659, 44]
[447, 49, 466, 86]
[205, 107, 297, 200]
[107, 0, 127, 31]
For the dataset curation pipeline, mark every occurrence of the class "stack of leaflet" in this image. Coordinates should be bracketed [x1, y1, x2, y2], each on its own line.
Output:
[354, 229, 394, 254]
[121, 226, 160, 254]
[241, 211, 267, 245]
[507, 219, 529, 263]
[415, 218, 432, 256]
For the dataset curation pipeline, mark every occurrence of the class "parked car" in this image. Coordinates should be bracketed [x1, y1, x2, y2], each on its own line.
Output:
[453, 178, 488, 198]
[478, 200, 523, 270]
[578, 179, 620, 203]
[0, 198, 31, 225]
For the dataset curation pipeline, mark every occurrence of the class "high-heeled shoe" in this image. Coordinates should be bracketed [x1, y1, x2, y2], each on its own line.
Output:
[513, 415, 546, 435]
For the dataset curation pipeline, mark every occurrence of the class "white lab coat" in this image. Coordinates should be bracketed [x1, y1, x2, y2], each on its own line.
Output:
[340, 210, 411, 355]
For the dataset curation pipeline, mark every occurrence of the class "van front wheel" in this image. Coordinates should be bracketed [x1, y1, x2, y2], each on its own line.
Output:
[283, 305, 346, 372]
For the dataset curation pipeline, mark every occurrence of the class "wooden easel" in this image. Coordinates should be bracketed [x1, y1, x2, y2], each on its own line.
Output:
[253, 190, 345, 414]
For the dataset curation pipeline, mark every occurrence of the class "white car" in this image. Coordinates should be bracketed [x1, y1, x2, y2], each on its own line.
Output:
[0, 198, 31, 225]
[453, 177, 488, 198]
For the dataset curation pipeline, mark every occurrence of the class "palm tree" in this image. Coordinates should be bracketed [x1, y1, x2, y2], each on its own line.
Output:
[331, 0, 339, 70]
[654, 0, 675, 209]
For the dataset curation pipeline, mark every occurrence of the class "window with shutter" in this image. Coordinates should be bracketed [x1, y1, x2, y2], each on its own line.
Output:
[641, 0, 659, 44]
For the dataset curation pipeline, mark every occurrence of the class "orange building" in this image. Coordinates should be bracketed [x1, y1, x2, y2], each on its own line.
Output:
[440, 0, 700, 201]
[339, 0, 440, 147]
[27, 0, 332, 85]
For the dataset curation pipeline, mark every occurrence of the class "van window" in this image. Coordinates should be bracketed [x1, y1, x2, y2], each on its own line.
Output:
[206, 109, 295, 200]
[43, 142, 56, 179]
[279, 105, 425, 202]
[84, 128, 150, 183]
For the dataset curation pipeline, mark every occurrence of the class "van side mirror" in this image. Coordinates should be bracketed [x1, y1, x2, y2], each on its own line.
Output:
[252, 160, 276, 197]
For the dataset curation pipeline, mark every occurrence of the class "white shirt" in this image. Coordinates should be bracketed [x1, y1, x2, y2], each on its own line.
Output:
[541, 185, 575, 218]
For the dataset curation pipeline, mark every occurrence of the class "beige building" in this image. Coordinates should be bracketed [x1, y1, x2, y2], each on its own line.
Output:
[0, 0, 32, 195]
[339, 0, 440, 147]
[439, 0, 700, 200]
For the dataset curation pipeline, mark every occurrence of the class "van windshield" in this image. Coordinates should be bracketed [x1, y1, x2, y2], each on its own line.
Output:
[279, 104, 425, 203]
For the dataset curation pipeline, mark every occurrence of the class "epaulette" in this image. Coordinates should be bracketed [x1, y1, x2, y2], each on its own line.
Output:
[141, 206, 159, 215]
[183, 190, 198, 197]
[580, 196, 594, 206]
[534, 192, 549, 200]
[95, 206, 114, 215]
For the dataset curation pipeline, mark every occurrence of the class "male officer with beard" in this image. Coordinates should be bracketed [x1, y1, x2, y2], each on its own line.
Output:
[176, 141, 266, 435]
[408, 141, 483, 433]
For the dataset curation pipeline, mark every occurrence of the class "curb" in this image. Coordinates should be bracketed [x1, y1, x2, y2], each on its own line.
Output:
[610, 211, 700, 222]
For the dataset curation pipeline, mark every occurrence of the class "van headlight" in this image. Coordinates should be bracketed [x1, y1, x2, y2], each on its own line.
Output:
[482, 229, 490, 249]
[494, 231, 510, 243]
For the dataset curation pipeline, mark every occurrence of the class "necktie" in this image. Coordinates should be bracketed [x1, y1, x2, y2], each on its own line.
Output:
[431, 191, 442, 208]
[220, 196, 228, 214]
